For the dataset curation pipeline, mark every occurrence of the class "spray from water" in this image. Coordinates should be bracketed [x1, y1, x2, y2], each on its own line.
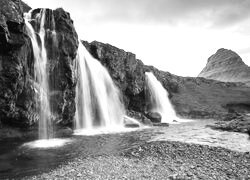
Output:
[75, 43, 125, 133]
[145, 72, 178, 123]
[25, 9, 55, 139]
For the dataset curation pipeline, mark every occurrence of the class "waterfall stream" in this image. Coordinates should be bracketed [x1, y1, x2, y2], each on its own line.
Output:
[25, 9, 54, 139]
[75, 43, 125, 133]
[145, 72, 178, 123]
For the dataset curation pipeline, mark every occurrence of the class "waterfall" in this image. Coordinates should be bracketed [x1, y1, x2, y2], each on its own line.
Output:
[25, 9, 55, 139]
[75, 43, 125, 132]
[145, 72, 178, 123]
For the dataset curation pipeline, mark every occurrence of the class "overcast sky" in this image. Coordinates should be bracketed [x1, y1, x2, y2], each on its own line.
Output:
[24, 0, 250, 77]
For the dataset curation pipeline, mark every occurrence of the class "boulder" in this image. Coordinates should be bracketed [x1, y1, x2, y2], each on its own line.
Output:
[126, 110, 152, 126]
[145, 112, 162, 123]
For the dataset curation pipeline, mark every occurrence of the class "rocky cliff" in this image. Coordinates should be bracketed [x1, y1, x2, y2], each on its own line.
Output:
[198, 48, 250, 85]
[83, 41, 250, 120]
[0, 0, 78, 129]
[1, 0, 250, 132]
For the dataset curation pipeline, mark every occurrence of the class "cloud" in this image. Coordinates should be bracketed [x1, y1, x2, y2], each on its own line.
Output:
[238, 47, 250, 55]
[24, 0, 250, 28]
[80, 0, 250, 28]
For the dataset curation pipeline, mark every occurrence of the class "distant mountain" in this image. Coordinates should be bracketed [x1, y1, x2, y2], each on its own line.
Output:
[198, 48, 250, 85]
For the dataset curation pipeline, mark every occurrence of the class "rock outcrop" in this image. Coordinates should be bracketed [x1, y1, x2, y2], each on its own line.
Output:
[83, 41, 250, 120]
[208, 113, 250, 134]
[0, 1, 78, 129]
[198, 48, 250, 85]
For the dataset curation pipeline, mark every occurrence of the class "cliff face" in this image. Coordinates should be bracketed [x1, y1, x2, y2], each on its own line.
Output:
[0, 1, 78, 128]
[83, 41, 250, 119]
[198, 48, 250, 85]
[82, 41, 146, 113]
[0, 0, 34, 127]
[1, 0, 250, 130]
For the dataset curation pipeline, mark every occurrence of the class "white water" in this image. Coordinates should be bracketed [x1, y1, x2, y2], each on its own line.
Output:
[145, 72, 179, 123]
[23, 139, 71, 149]
[25, 9, 54, 139]
[75, 43, 125, 132]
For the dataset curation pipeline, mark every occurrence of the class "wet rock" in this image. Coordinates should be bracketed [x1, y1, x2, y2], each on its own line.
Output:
[82, 40, 146, 113]
[125, 124, 140, 128]
[0, 0, 35, 127]
[145, 112, 162, 123]
[0, 3, 78, 130]
[55, 127, 73, 137]
[126, 110, 152, 126]
[153, 123, 169, 127]
[124, 116, 140, 128]
[47, 8, 78, 126]
[208, 113, 250, 134]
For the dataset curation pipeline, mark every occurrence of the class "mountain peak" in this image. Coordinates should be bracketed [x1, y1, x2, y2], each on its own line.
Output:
[198, 48, 250, 84]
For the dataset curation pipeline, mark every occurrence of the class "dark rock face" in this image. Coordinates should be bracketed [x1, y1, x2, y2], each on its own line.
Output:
[26, 8, 79, 127]
[82, 41, 146, 113]
[0, 0, 34, 127]
[198, 48, 250, 85]
[0, 1, 78, 129]
[83, 41, 250, 120]
[44, 8, 78, 126]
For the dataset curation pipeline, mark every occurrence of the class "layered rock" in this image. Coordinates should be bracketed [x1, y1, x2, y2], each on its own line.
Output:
[198, 48, 250, 85]
[83, 41, 250, 119]
[0, 1, 78, 129]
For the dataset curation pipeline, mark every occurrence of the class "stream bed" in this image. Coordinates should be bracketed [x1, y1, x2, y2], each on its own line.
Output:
[0, 120, 249, 179]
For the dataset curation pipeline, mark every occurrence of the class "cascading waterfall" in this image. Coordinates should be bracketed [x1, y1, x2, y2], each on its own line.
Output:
[75, 43, 125, 132]
[145, 72, 178, 123]
[25, 9, 54, 139]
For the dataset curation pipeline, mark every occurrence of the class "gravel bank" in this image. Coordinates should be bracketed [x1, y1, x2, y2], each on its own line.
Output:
[25, 141, 250, 180]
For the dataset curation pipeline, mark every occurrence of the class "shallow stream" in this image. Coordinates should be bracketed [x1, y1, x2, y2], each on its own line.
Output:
[0, 120, 249, 179]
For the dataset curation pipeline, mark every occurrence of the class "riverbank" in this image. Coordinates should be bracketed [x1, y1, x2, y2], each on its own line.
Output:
[208, 113, 250, 134]
[26, 141, 250, 180]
